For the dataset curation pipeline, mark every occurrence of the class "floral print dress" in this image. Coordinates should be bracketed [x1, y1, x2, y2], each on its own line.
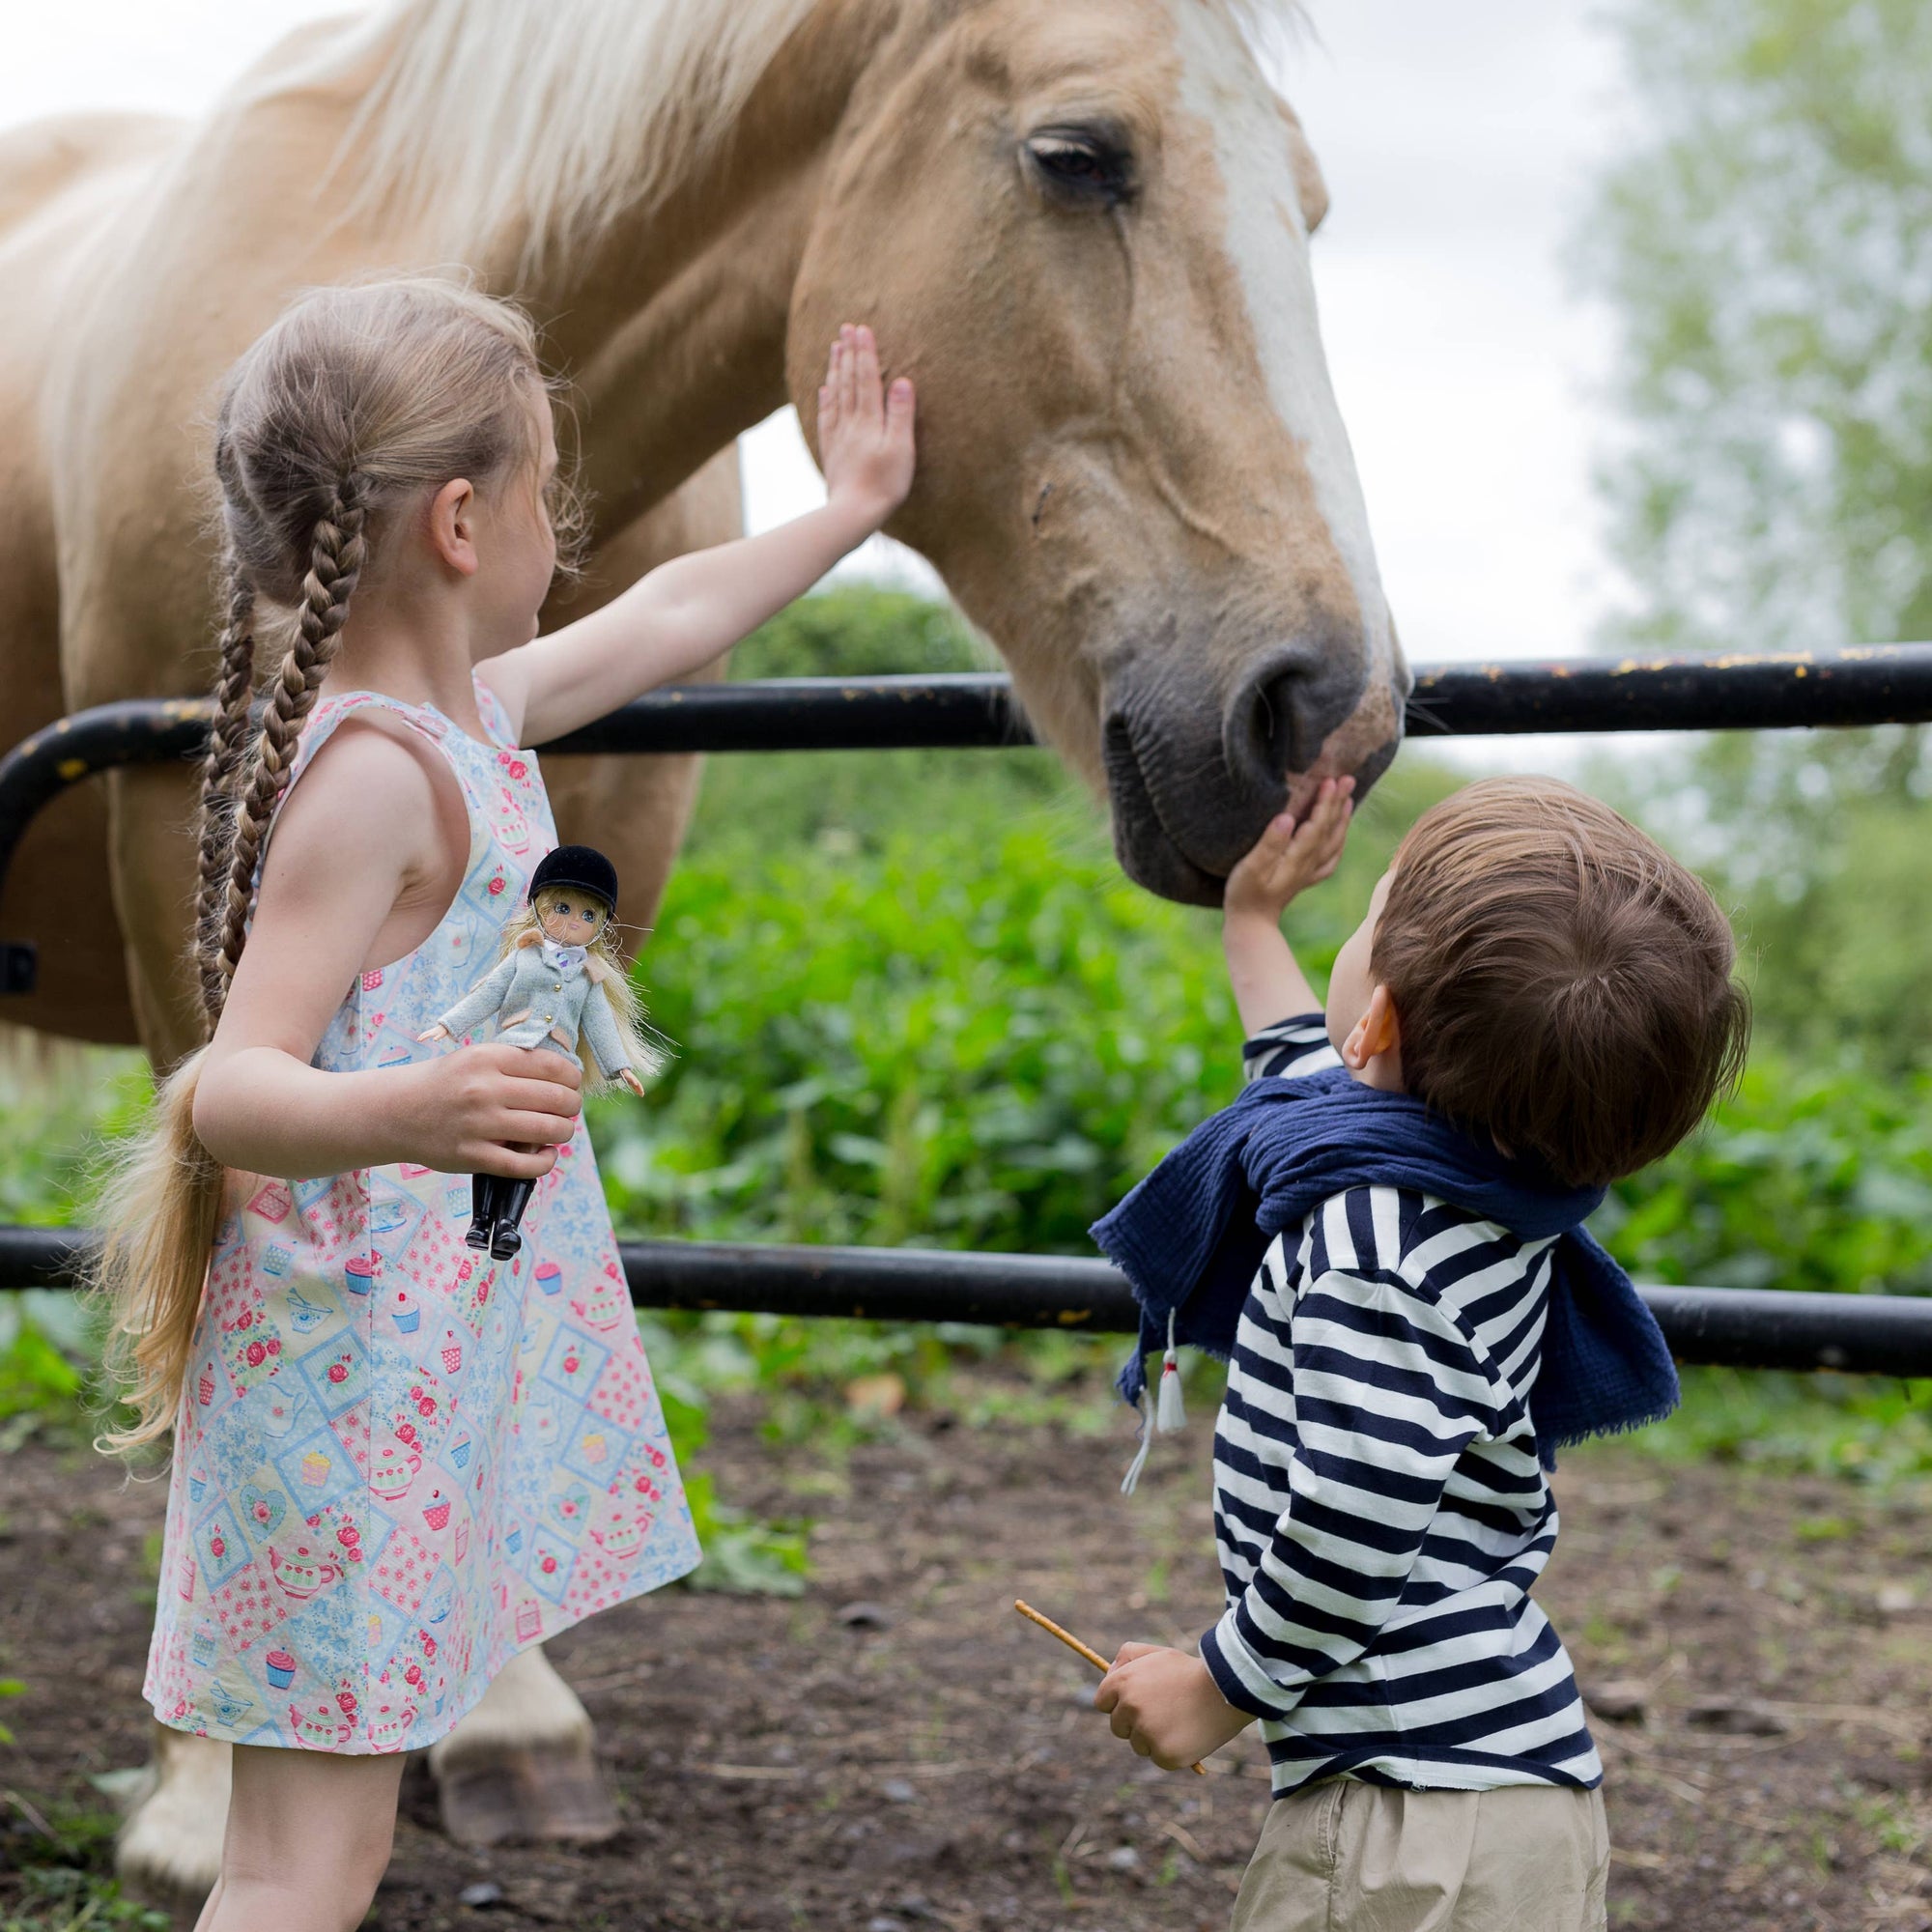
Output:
[145, 676, 698, 1753]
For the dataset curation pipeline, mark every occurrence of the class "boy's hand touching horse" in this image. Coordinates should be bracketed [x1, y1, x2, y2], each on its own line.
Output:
[1221, 775, 1355, 1035]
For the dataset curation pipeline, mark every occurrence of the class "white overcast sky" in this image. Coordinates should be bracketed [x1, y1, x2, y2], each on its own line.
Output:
[5, 0, 1632, 668]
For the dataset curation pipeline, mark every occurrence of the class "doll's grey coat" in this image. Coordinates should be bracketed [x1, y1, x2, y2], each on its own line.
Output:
[434, 946, 631, 1078]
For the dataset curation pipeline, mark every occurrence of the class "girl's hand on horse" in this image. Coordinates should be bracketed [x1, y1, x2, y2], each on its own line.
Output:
[1223, 776, 1355, 923]
[477, 323, 916, 747]
[406, 1042, 582, 1177]
[817, 323, 916, 526]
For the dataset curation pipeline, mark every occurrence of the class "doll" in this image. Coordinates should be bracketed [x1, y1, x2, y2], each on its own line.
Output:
[419, 845, 657, 1259]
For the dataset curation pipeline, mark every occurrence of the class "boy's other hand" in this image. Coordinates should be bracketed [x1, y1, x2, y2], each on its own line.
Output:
[818, 323, 916, 526]
[1094, 1643, 1252, 1771]
[1223, 777, 1354, 923]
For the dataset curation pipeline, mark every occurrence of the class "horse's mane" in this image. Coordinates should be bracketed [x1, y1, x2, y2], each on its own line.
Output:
[254, 0, 1307, 280]
[254, 0, 819, 277]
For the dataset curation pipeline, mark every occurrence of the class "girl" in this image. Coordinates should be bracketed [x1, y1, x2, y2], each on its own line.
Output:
[94, 274, 914, 1932]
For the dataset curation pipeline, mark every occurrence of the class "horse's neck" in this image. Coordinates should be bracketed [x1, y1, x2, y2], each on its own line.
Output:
[520, 0, 898, 537]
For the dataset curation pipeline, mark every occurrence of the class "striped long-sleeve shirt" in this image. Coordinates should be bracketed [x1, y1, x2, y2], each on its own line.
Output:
[1198, 1014, 1602, 1798]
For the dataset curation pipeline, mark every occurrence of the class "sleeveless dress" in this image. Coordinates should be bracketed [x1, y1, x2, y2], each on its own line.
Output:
[145, 677, 699, 1753]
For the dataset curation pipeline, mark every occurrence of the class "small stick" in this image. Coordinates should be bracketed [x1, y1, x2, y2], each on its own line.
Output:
[1013, 1599, 1208, 1775]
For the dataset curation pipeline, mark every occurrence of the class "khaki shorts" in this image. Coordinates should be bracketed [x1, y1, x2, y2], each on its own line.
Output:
[1231, 1780, 1609, 1932]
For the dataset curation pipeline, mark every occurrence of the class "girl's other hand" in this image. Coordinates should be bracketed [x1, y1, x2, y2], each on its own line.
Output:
[818, 324, 916, 527]
[408, 1042, 582, 1176]
[1223, 777, 1355, 923]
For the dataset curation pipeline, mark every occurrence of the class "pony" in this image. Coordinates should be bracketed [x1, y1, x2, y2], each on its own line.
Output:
[0, 0, 1406, 1893]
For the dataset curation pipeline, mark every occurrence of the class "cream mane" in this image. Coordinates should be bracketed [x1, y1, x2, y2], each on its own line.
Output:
[247, 0, 1305, 280]
[264, 0, 820, 276]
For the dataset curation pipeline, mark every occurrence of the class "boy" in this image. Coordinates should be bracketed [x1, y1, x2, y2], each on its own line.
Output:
[1091, 774, 1749, 1932]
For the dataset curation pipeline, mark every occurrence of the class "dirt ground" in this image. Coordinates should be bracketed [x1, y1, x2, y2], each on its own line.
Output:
[6, 1374, 1932, 1931]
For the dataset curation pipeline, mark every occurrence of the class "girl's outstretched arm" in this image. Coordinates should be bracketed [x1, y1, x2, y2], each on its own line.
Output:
[483, 325, 916, 746]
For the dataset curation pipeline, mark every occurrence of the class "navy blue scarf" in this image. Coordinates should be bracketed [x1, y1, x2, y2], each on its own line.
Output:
[1090, 1066, 1678, 1468]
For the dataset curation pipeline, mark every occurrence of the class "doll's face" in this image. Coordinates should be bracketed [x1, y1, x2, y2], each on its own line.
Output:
[534, 889, 609, 949]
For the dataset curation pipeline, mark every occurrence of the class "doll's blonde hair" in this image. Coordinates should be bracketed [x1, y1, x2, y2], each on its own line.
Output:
[503, 885, 667, 1089]
[93, 274, 581, 1450]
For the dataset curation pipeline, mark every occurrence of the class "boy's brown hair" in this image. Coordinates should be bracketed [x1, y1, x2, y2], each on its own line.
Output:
[1372, 776, 1750, 1189]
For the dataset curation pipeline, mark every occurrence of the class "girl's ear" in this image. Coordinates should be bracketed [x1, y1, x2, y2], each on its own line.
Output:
[428, 476, 480, 578]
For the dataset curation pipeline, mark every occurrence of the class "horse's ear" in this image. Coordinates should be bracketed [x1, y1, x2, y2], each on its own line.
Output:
[584, 954, 615, 985]
[1278, 101, 1329, 234]
[515, 927, 543, 949]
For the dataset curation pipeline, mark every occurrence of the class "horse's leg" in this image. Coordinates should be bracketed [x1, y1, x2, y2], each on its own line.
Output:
[114, 1723, 231, 1904]
[427, 1646, 611, 1848]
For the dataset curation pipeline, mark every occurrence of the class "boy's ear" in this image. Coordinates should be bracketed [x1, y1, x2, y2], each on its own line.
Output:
[1342, 984, 1402, 1068]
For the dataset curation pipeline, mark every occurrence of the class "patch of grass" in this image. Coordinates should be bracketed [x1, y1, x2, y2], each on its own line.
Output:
[1618, 1367, 1932, 1488]
[0, 1792, 169, 1932]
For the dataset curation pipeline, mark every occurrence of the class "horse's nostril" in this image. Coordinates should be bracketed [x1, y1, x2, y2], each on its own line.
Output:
[1224, 634, 1373, 793]
[1235, 663, 1326, 787]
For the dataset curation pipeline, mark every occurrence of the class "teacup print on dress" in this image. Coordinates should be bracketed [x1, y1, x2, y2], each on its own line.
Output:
[145, 678, 697, 1752]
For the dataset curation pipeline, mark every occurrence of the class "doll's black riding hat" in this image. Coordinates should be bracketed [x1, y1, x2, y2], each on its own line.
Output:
[528, 845, 618, 913]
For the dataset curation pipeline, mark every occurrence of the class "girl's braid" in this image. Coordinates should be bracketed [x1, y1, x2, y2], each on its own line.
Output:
[193, 553, 258, 1028]
[213, 473, 368, 1004]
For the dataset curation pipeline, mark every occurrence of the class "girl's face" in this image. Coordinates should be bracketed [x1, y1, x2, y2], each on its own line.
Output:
[535, 890, 608, 949]
[471, 396, 560, 656]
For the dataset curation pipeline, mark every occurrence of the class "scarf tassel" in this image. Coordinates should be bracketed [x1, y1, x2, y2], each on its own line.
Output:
[1121, 1312, 1186, 1496]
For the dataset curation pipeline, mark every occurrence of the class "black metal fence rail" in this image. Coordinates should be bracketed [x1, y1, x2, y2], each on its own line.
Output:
[5, 1227, 1927, 1377]
[5, 646, 1929, 992]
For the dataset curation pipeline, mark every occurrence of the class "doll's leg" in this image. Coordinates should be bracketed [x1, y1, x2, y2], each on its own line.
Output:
[467, 1175, 497, 1249]
[196, 1743, 404, 1932]
[489, 1179, 536, 1260]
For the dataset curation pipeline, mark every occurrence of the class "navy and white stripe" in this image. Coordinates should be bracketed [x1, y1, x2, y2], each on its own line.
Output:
[1199, 1014, 1602, 1798]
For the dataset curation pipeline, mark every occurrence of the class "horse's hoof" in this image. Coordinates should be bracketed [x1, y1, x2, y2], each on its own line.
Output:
[436, 1738, 619, 1848]
[113, 1724, 226, 1904]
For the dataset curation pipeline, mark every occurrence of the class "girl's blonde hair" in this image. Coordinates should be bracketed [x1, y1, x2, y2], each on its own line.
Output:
[505, 886, 667, 1089]
[95, 274, 576, 1450]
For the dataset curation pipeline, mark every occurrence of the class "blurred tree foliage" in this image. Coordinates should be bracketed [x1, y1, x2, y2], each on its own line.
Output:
[1580, 0, 1932, 1065]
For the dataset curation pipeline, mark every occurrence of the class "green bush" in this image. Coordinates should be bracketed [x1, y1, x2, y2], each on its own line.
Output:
[1600, 1052, 1932, 1296]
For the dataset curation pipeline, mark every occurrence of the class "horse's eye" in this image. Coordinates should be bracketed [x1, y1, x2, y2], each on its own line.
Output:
[1026, 128, 1134, 206]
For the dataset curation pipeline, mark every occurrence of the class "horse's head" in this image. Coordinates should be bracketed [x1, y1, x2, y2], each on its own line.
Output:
[790, 0, 1406, 903]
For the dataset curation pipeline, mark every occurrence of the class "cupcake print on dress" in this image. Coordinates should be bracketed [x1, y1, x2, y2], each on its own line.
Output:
[344, 1252, 378, 1296]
